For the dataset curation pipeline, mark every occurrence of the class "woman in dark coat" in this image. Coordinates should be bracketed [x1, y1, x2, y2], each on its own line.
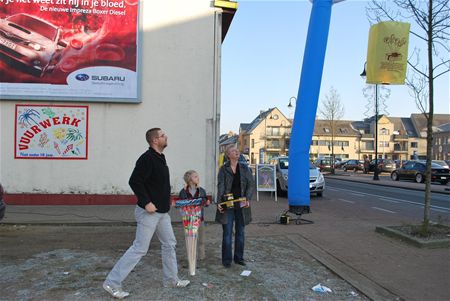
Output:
[216, 146, 254, 267]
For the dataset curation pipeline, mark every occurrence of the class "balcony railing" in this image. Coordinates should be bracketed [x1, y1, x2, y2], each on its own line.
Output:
[394, 146, 408, 152]
[266, 147, 282, 151]
[361, 134, 374, 139]
[265, 134, 283, 138]
[260, 133, 291, 139]
[393, 134, 409, 140]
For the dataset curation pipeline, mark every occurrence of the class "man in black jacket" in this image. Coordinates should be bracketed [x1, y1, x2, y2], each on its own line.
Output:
[103, 128, 189, 299]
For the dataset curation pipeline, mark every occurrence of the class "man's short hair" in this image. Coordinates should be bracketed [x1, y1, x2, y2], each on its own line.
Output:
[146, 128, 162, 144]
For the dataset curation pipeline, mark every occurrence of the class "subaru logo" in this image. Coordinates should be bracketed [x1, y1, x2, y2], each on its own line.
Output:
[75, 74, 89, 81]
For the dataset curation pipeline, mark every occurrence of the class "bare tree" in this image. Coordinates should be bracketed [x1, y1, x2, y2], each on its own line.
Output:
[319, 86, 345, 174]
[367, 0, 450, 232]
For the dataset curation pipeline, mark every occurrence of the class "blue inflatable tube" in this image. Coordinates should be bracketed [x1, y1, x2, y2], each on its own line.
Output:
[288, 0, 340, 213]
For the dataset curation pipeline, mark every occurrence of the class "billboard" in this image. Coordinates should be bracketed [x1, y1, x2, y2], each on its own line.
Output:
[0, 0, 139, 101]
[15, 104, 88, 159]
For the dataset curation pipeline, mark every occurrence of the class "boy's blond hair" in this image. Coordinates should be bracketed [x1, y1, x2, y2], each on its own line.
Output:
[183, 170, 198, 185]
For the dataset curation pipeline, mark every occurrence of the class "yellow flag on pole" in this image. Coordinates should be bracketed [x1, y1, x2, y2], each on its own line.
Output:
[366, 21, 410, 85]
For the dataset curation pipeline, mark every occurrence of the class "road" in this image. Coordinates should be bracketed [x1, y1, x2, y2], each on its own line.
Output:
[324, 178, 450, 224]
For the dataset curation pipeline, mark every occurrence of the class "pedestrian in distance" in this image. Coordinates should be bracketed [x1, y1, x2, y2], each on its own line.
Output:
[216, 146, 254, 268]
[363, 155, 370, 174]
[103, 128, 189, 299]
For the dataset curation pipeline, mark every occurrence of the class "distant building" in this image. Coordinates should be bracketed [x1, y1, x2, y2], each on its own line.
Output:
[311, 120, 361, 161]
[234, 109, 450, 164]
[432, 123, 450, 160]
[218, 132, 238, 153]
[238, 108, 291, 164]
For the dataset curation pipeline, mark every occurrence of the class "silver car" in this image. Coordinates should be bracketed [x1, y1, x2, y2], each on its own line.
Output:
[0, 13, 67, 76]
[270, 156, 325, 197]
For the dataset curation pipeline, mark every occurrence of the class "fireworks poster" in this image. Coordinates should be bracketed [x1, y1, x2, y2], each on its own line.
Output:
[15, 104, 88, 159]
[256, 164, 276, 192]
[0, 0, 139, 101]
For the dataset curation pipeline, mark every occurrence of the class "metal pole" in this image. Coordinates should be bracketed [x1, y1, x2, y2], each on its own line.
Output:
[373, 84, 380, 180]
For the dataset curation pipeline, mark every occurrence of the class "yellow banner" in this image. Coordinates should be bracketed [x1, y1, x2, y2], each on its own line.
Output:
[366, 21, 410, 85]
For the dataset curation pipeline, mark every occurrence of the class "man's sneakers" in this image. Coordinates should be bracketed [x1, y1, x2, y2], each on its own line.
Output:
[103, 283, 130, 299]
[163, 279, 190, 288]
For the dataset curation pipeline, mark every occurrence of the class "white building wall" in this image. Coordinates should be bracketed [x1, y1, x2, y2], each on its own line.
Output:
[0, 0, 221, 197]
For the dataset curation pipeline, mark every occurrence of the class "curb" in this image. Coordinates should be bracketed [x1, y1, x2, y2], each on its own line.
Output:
[286, 234, 402, 301]
[375, 226, 450, 249]
[324, 175, 450, 195]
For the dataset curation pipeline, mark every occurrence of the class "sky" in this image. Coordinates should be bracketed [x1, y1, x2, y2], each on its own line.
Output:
[220, 0, 449, 133]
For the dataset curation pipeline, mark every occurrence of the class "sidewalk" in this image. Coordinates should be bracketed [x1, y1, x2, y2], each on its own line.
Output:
[1, 179, 449, 301]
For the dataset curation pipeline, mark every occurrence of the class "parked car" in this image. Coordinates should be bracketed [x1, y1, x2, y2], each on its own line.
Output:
[390, 161, 450, 185]
[335, 159, 348, 169]
[0, 13, 67, 76]
[270, 156, 325, 197]
[369, 159, 396, 173]
[342, 159, 364, 172]
[432, 160, 449, 169]
[314, 157, 333, 172]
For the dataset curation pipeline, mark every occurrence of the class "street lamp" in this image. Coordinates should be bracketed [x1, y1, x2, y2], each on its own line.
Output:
[288, 96, 296, 109]
[360, 63, 380, 180]
[287, 96, 296, 119]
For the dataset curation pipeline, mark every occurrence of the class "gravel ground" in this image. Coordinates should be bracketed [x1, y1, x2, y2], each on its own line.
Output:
[0, 224, 369, 301]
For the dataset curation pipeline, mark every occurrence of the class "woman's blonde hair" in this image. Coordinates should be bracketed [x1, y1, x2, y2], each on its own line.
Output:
[183, 170, 198, 185]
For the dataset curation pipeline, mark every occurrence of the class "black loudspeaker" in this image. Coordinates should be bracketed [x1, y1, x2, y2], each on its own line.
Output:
[280, 215, 290, 224]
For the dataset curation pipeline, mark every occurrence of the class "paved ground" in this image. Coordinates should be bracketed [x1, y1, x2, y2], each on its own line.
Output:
[1, 173, 449, 301]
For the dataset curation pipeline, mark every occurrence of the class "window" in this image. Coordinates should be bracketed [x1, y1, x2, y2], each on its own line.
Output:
[339, 128, 348, 134]
[380, 128, 390, 135]
[323, 128, 330, 133]
[251, 139, 254, 148]
[268, 140, 280, 148]
[411, 142, 418, 148]
[334, 141, 349, 147]
[266, 127, 280, 136]
[311, 140, 318, 146]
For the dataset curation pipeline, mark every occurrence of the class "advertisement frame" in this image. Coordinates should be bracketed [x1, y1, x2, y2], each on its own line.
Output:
[0, 1, 141, 103]
[256, 164, 277, 202]
[14, 104, 89, 160]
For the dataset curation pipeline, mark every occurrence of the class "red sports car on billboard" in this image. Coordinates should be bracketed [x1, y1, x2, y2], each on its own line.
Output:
[0, 13, 67, 77]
